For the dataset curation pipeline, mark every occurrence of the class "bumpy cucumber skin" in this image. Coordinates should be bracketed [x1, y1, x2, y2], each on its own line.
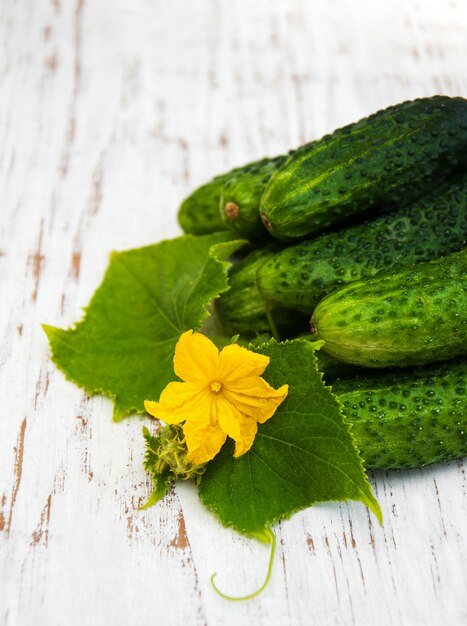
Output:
[220, 155, 288, 241]
[178, 154, 287, 236]
[261, 96, 467, 241]
[216, 246, 308, 337]
[311, 250, 467, 368]
[334, 359, 466, 470]
[178, 173, 231, 235]
[257, 172, 467, 313]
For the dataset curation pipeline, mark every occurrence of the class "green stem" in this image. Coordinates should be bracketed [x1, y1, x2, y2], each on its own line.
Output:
[265, 307, 281, 343]
[210, 528, 276, 602]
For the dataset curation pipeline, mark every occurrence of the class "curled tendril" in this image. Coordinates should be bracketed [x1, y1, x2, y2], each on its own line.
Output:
[210, 528, 276, 602]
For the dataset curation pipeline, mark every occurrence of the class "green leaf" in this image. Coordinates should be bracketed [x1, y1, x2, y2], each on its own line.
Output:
[139, 426, 174, 509]
[43, 233, 245, 421]
[142, 426, 163, 474]
[139, 473, 173, 510]
[198, 339, 382, 536]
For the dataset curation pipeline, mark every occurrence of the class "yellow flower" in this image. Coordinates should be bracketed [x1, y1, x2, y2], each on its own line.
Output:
[144, 330, 288, 465]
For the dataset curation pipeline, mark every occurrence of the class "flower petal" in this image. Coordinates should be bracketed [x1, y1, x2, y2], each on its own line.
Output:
[223, 378, 288, 423]
[184, 418, 227, 465]
[217, 343, 270, 383]
[173, 330, 219, 384]
[232, 414, 258, 458]
[216, 395, 258, 458]
[144, 381, 212, 425]
[216, 395, 243, 442]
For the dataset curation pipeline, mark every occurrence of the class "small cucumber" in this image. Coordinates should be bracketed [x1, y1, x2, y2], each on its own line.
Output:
[257, 172, 467, 313]
[334, 358, 466, 469]
[261, 96, 467, 241]
[178, 154, 286, 236]
[178, 171, 231, 235]
[311, 249, 467, 368]
[220, 155, 288, 241]
[216, 246, 308, 338]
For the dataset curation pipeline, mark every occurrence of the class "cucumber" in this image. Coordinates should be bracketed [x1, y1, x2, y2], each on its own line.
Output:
[260, 96, 467, 241]
[257, 172, 467, 313]
[334, 358, 466, 469]
[314, 347, 366, 382]
[216, 246, 308, 338]
[220, 155, 288, 240]
[178, 154, 286, 236]
[311, 249, 467, 368]
[178, 172, 231, 235]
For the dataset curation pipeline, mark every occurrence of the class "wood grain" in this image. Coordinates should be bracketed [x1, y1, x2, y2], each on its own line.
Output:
[1, 1, 466, 624]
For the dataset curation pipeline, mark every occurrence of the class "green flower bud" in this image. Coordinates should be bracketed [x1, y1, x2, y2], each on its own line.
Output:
[155, 425, 206, 481]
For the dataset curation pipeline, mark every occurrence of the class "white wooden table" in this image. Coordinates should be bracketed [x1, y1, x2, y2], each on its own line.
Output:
[1, 1, 466, 624]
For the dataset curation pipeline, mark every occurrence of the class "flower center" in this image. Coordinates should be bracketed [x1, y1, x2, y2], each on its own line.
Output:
[210, 380, 223, 393]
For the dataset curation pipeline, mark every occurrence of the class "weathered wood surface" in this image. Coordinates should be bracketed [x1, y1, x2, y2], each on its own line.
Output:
[1, 1, 466, 624]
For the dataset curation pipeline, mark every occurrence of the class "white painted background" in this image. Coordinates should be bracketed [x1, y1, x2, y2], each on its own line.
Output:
[1, 1, 466, 624]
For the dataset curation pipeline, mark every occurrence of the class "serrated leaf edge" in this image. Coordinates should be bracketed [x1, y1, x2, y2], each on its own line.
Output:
[198, 338, 383, 536]
[42, 234, 246, 421]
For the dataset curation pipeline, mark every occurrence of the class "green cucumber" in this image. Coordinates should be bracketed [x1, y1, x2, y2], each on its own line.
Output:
[257, 172, 467, 313]
[260, 96, 467, 241]
[313, 347, 366, 382]
[178, 154, 286, 236]
[220, 154, 291, 240]
[178, 171, 231, 235]
[220, 155, 288, 240]
[335, 358, 466, 469]
[311, 249, 467, 368]
[216, 246, 308, 338]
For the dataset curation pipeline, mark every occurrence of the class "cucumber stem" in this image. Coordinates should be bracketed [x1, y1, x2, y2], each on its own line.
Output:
[224, 202, 239, 219]
[265, 306, 281, 342]
[310, 318, 318, 336]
